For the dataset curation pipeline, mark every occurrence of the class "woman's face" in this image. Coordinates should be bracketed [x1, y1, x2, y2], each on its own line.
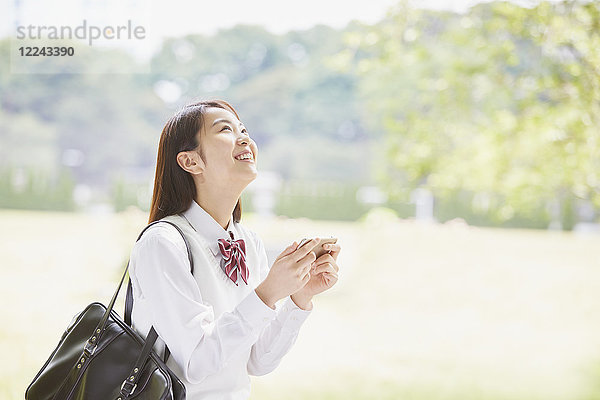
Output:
[196, 107, 258, 185]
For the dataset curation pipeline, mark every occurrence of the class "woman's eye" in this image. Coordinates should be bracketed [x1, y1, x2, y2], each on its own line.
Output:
[219, 125, 250, 136]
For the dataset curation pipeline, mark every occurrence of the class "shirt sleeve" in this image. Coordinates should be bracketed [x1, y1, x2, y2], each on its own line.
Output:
[129, 225, 277, 384]
[246, 232, 312, 376]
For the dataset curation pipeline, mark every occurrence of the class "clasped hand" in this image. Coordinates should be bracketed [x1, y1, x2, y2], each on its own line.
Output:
[255, 238, 341, 310]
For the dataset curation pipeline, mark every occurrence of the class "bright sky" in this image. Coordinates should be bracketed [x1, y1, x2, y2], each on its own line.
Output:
[146, 0, 489, 36]
[2, 0, 511, 36]
[2, 0, 541, 57]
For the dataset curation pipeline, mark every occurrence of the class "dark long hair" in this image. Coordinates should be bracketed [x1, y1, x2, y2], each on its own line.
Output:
[148, 99, 243, 223]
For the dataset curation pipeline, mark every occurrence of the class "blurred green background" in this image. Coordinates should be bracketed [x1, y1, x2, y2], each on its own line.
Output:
[2, 0, 600, 399]
[2, 0, 599, 229]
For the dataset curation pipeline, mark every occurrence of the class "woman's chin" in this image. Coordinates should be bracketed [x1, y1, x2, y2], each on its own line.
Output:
[247, 170, 258, 181]
[238, 168, 258, 183]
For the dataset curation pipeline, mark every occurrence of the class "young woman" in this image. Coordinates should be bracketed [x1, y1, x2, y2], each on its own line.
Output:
[128, 99, 341, 399]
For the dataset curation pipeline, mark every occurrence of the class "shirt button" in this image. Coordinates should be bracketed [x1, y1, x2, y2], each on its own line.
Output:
[263, 317, 269, 322]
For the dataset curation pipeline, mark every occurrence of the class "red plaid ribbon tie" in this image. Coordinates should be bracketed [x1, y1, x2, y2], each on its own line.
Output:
[217, 236, 248, 286]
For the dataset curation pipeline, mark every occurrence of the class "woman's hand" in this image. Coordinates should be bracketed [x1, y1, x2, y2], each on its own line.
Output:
[255, 238, 321, 309]
[291, 242, 341, 310]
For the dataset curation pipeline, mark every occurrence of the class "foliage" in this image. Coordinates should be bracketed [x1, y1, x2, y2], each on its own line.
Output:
[0, 40, 167, 188]
[1, 3, 598, 228]
[342, 0, 600, 228]
[275, 180, 371, 221]
[0, 166, 75, 210]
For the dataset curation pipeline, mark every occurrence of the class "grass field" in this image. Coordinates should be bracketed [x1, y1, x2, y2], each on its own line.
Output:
[2, 208, 600, 399]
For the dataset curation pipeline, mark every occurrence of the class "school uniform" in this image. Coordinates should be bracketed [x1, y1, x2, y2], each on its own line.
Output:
[128, 199, 312, 399]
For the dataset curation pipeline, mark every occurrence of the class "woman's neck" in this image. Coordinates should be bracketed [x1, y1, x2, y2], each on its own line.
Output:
[194, 191, 238, 230]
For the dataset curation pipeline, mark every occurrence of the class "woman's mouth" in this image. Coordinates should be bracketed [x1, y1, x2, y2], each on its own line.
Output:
[234, 151, 254, 162]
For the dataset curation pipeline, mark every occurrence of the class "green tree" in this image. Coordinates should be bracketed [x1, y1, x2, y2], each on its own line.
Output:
[340, 0, 600, 228]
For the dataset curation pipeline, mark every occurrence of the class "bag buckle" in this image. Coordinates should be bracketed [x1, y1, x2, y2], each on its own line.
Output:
[120, 379, 137, 396]
[83, 340, 97, 356]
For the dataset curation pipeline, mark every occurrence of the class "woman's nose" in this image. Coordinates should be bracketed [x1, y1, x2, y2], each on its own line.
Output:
[237, 134, 251, 145]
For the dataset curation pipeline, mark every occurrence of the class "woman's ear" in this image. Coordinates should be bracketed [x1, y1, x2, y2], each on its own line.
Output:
[176, 150, 205, 175]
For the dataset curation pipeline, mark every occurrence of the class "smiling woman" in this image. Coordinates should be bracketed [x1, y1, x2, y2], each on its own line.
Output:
[148, 100, 256, 224]
[127, 99, 342, 399]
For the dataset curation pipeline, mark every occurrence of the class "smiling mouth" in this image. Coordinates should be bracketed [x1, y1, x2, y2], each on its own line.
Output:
[234, 153, 254, 162]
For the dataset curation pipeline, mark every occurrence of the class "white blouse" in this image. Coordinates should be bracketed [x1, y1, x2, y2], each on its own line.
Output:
[128, 199, 312, 399]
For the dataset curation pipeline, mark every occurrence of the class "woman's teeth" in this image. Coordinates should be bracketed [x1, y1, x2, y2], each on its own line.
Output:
[235, 153, 253, 160]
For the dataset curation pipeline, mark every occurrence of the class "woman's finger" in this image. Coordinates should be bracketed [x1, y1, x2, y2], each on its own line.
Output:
[313, 256, 339, 272]
[323, 272, 339, 286]
[292, 238, 321, 261]
[275, 241, 298, 262]
[313, 262, 338, 275]
[322, 243, 341, 261]
[314, 253, 334, 264]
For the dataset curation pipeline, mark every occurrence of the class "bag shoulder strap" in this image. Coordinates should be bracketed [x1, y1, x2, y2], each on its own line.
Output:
[124, 218, 195, 363]
[124, 218, 195, 325]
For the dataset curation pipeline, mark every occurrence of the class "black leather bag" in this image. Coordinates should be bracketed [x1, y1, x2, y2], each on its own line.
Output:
[26, 220, 193, 400]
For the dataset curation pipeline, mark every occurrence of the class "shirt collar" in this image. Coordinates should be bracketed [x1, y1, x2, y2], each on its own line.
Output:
[181, 199, 240, 257]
